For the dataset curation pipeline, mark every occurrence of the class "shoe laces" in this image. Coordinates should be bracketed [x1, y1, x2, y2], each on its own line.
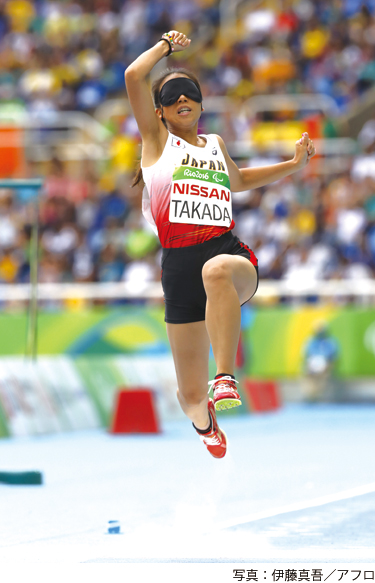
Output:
[208, 375, 238, 394]
[200, 431, 222, 446]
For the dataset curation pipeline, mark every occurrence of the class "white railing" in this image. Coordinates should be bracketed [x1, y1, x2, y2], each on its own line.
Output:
[0, 94, 359, 162]
[0, 111, 111, 140]
[258, 279, 375, 298]
[0, 111, 112, 161]
[1, 280, 375, 301]
[95, 95, 357, 159]
[226, 137, 358, 158]
[0, 282, 162, 301]
[96, 94, 341, 122]
[242, 93, 340, 116]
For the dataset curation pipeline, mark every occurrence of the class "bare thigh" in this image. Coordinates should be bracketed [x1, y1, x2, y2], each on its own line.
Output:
[202, 254, 258, 304]
[166, 321, 210, 401]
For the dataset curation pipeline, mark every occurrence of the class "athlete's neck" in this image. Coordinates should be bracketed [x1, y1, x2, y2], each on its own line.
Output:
[168, 125, 205, 148]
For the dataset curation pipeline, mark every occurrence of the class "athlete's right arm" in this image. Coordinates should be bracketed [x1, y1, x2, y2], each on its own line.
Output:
[125, 41, 169, 151]
[124, 33, 190, 164]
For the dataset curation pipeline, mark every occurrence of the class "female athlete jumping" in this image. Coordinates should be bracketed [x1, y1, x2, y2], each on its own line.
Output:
[125, 30, 315, 458]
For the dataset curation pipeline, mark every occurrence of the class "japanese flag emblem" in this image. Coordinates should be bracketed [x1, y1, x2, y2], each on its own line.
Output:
[172, 137, 185, 148]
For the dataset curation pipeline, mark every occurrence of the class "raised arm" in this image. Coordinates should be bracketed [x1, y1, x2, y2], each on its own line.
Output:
[124, 31, 190, 166]
[217, 133, 316, 192]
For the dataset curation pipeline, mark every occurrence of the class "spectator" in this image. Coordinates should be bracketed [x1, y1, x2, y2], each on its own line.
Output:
[302, 320, 340, 401]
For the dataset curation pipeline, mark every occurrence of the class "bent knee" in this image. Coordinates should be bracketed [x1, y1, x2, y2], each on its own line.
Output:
[202, 256, 232, 289]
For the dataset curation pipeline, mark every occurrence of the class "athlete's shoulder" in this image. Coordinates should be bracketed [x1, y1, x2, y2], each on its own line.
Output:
[212, 134, 226, 147]
[200, 133, 221, 142]
[210, 134, 230, 158]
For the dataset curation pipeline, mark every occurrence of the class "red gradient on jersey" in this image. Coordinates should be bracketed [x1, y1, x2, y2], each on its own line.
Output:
[154, 201, 235, 247]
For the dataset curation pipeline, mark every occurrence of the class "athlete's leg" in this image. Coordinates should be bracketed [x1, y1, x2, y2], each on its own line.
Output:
[166, 321, 211, 430]
[202, 255, 257, 376]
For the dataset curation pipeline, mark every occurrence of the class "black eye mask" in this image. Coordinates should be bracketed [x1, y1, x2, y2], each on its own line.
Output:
[159, 77, 202, 107]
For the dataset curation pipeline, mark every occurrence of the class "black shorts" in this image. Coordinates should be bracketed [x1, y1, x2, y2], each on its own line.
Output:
[161, 230, 259, 324]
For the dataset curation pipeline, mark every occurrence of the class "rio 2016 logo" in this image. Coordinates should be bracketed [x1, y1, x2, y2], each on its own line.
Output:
[183, 169, 209, 180]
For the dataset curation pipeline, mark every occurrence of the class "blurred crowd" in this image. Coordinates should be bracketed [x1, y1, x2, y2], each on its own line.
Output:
[0, 157, 160, 294]
[1, 0, 375, 297]
[2, 132, 375, 295]
[1, 0, 375, 111]
[234, 144, 375, 286]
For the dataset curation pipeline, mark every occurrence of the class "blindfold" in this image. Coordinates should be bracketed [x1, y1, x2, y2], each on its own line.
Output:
[159, 78, 203, 107]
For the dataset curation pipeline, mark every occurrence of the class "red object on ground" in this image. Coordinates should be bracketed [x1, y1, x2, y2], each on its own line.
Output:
[243, 379, 281, 412]
[111, 388, 160, 433]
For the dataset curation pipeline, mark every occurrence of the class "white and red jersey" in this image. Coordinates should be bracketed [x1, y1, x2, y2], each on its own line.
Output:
[141, 132, 235, 248]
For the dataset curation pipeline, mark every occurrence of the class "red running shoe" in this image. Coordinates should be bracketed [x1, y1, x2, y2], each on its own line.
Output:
[197, 399, 227, 459]
[209, 375, 242, 411]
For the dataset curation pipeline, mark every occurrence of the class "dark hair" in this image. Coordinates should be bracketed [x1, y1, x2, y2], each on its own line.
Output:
[132, 68, 203, 187]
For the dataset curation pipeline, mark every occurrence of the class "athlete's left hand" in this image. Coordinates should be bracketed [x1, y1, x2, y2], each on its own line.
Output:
[293, 132, 316, 169]
[166, 30, 191, 53]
